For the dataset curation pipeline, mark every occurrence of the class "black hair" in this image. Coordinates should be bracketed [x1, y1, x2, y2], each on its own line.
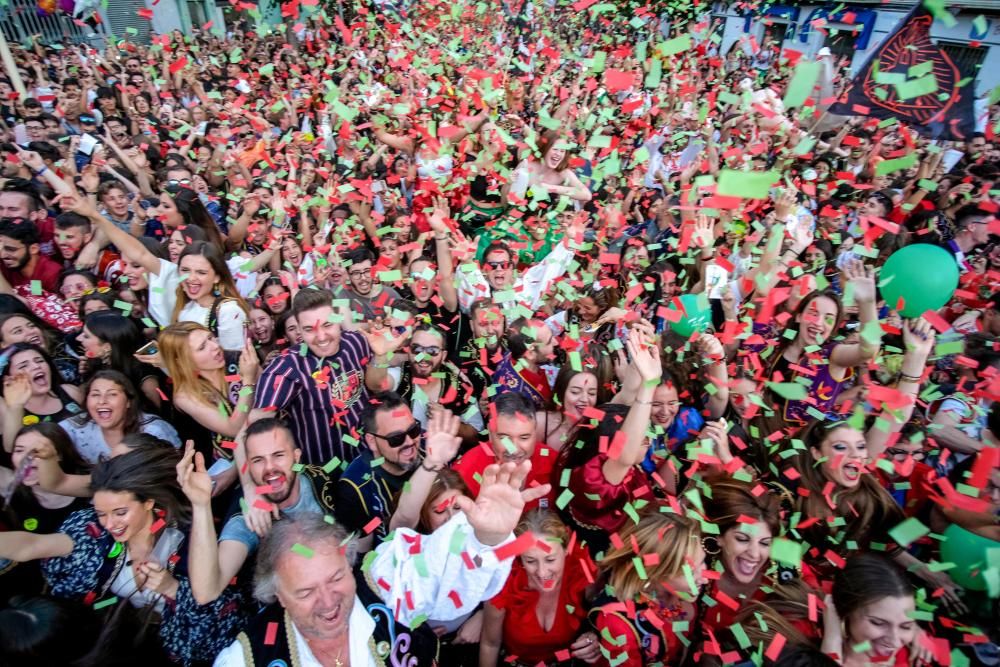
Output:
[0, 217, 40, 246]
[245, 417, 295, 445]
[361, 391, 407, 435]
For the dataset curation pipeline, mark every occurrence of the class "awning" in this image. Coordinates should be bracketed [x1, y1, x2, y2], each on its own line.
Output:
[743, 4, 801, 34]
[799, 6, 878, 50]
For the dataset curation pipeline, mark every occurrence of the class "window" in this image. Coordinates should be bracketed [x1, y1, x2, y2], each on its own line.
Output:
[826, 27, 860, 61]
[936, 41, 987, 79]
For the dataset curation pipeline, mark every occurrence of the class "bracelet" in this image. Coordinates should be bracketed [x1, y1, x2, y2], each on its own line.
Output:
[420, 461, 444, 473]
[898, 373, 923, 383]
[434, 234, 450, 241]
[35, 165, 48, 176]
[242, 383, 256, 392]
[634, 399, 652, 405]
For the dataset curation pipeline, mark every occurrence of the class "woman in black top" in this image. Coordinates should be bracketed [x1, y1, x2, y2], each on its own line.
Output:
[0, 343, 83, 454]
[0, 422, 90, 604]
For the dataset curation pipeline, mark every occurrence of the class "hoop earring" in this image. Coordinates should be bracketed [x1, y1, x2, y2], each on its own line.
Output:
[702, 536, 721, 556]
[213, 285, 221, 297]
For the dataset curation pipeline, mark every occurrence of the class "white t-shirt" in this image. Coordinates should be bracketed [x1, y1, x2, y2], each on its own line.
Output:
[147, 258, 248, 351]
[59, 414, 181, 464]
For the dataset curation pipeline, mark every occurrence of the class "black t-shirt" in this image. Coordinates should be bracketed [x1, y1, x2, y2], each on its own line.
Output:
[334, 451, 410, 546]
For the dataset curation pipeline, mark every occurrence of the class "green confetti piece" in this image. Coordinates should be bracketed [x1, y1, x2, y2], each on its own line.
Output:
[30, 280, 41, 296]
[895, 74, 937, 101]
[716, 169, 779, 199]
[657, 34, 691, 57]
[889, 517, 930, 547]
[322, 457, 342, 474]
[632, 556, 648, 580]
[555, 488, 574, 510]
[875, 152, 918, 176]
[769, 537, 804, 567]
[765, 382, 809, 400]
[291, 543, 315, 558]
[782, 60, 821, 109]
[93, 597, 119, 610]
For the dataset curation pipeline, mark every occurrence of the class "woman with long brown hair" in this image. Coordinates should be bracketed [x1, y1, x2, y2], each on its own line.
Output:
[58, 194, 251, 351]
[158, 322, 259, 487]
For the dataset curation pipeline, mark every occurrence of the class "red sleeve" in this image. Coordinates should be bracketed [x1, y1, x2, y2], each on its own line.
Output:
[566, 453, 635, 533]
[592, 610, 644, 667]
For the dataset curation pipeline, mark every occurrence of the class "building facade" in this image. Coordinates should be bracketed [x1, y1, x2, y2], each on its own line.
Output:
[713, 1, 1000, 99]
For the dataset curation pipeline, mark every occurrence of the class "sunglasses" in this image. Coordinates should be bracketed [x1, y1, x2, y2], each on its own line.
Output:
[411, 344, 441, 357]
[885, 447, 925, 461]
[485, 260, 511, 270]
[369, 421, 422, 448]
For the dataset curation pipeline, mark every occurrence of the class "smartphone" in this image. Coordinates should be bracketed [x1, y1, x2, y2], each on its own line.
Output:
[138, 198, 155, 210]
[136, 340, 158, 356]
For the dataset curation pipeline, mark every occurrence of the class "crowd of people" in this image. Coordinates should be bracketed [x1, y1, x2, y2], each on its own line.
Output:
[0, 1, 997, 665]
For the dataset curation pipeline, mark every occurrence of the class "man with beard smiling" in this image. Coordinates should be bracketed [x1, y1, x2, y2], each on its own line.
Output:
[0, 217, 62, 292]
[336, 246, 402, 328]
[182, 418, 339, 606]
[366, 323, 483, 443]
[335, 392, 464, 551]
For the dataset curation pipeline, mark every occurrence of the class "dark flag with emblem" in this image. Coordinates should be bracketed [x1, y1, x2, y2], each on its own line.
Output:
[828, 4, 977, 140]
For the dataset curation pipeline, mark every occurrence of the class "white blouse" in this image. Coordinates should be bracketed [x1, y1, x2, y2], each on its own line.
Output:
[147, 258, 248, 351]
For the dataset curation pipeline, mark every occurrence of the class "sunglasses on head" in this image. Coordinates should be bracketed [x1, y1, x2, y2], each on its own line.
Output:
[485, 260, 511, 270]
[369, 421, 422, 448]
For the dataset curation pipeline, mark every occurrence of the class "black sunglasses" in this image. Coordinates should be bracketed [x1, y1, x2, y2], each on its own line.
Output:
[485, 260, 511, 270]
[369, 421, 422, 448]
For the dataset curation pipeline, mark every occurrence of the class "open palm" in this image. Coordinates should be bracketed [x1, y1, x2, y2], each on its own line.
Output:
[454, 462, 550, 547]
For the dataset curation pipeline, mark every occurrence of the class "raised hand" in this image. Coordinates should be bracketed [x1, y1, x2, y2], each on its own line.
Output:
[427, 196, 452, 235]
[842, 259, 877, 304]
[176, 441, 213, 508]
[696, 332, 724, 362]
[57, 192, 99, 219]
[238, 338, 260, 383]
[626, 327, 661, 383]
[363, 326, 407, 358]
[3, 374, 32, 409]
[454, 461, 551, 547]
[691, 213, 714, 250]
[902, 317, 935, 358]
[424, 405, 462, 468]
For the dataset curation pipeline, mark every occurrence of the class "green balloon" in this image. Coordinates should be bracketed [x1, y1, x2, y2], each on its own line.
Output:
[668, 293, 713, 338]
[939, 523, 999, 592]
[880, 244, 959, 317]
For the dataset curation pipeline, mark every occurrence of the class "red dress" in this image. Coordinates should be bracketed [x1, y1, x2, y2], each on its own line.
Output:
[489, 551, 593, 665]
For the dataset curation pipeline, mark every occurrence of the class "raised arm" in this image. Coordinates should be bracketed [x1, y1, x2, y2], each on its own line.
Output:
[865, 318, 935, 459]
[829, 260, 881, 369]
[368, 460, 549, 626]
[427, 197, 458, 312]
[60, 193, 163, 276]
[0, 530, 74, 562]
[176, 442, 250, 605]
[388, 409, 462, 531]
[603, 329, 660, 485]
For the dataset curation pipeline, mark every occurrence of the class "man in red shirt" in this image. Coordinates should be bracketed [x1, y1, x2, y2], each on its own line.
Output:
[453, 392, 555, 511]
[0, 217, 63, 293]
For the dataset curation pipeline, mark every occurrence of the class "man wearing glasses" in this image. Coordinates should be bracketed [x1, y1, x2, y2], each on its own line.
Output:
[454, 214, 586, 319]
[337, 246, 402, 329]
[366, 322, 484, 444]
[335, 392, 463, 551]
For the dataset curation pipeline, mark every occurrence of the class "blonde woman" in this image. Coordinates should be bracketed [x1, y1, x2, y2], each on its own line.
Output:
[590, 510, 708, 667]
[481, 509, 600, 666]
[158, 322, 259, 492]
